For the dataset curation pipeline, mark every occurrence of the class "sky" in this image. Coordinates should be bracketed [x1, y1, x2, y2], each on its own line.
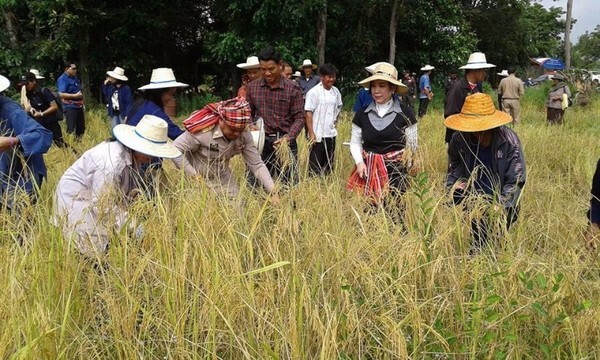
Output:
[537, 0, 599, 42]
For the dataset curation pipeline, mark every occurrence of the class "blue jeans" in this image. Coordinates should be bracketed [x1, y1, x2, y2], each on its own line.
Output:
[110, 114, 125, 129]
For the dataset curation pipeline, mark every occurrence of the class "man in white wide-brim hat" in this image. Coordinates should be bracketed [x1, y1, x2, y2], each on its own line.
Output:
[444, 51, 495, 143]
[0, 74, 52, 214]
[497, 67, 524, 123]
[102, 66, 132, 129]
[418, 64, 435, 117]
[54, 114, 181, 257]
[298, 59, 320, 95]
[236, 56, 262, 99]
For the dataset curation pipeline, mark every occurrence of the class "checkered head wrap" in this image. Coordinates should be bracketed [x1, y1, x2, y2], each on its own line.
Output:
[183, 97, 251, 133]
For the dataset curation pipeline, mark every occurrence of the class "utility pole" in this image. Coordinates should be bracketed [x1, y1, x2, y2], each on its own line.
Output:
[564, 0, 573, 70]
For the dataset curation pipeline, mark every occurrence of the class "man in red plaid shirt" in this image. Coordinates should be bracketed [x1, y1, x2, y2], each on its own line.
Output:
[246, 46, 305, 186]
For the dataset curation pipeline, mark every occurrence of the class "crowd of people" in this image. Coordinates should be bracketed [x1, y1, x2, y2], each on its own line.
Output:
[0, 46, 597, 259]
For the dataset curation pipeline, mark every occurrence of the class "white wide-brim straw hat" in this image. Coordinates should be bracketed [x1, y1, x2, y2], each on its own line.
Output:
[292, 71, 301, 78]
[459, 52, 495, 70]
[251, 118, 265, 154]
[107, 66, 128, 81]
[497, 70, 509, 77]
[237, 56, 260, 69]
[420, 64, 435, 71]
[365, 62, 389, 74]
[358, 62, 408, 95]
[444, 93, 512, 132]
[29, 69, 45, 79]
[299, 59, 317, 70]
[0, 75, 9, 92]
[139, 68, 188, 90]
[113, 114, 182, 158]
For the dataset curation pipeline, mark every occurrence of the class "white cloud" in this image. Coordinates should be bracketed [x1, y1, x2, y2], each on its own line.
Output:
[537, 0, 599, 42]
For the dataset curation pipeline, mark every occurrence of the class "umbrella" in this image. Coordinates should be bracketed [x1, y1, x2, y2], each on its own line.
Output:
[543, 58, 565, 70]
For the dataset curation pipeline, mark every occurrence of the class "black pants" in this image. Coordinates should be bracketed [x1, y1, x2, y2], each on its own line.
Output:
[418, 98, 429, 117]
[261, 136, 298, 186]
[65, 107, 85, 137]
[37, 117, 67, 147]
[309, 137, 335, 176]
[470, 206, 518, 251]
[546, 108, 564, 125]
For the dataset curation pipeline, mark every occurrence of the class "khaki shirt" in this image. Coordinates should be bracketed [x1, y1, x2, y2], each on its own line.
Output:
[498, 74, 524, 99]
[172, 125, 275, 197]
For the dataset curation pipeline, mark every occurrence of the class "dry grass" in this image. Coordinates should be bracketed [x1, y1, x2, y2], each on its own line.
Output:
[1, 91, 599, 359]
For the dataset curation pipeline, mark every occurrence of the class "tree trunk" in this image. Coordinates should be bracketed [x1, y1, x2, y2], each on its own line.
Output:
[316, 0, 327, 66]
[3, 8, 19, 48]
[564, 0, 573, 70]
[79, 30, 93, 104]
[389, 0, 400, 64]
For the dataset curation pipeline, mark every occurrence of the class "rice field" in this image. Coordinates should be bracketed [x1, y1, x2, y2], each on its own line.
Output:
[1, 88, 599, 359]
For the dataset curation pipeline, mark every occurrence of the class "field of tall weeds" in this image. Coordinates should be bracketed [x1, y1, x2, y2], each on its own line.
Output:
[1, 88, 599, 359]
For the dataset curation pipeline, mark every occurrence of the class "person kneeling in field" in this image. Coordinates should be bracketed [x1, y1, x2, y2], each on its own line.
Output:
[584, 159, 600, 251]
[172, 97, 279, 203]
[53, 115, 181, 256]
[445, 93, 526, 252]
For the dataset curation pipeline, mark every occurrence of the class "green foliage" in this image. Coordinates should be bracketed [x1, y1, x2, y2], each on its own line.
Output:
[572, 25, 600, 69]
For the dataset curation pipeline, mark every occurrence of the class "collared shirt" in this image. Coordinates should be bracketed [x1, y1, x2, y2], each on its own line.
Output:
[298, 75, 321, 95]
[26, 87, 57, 121]
[246, 77, 305, 140]
[126, 100, 183, 140]
[304, 83, 343, 138]
[498, 74, 524, 99]
[54, 141, 140, 253]
[171, 126, 275, 197]
[0, 95, 52, 198]
[57, 72, 83, 109]
[419, 74, 431, 99]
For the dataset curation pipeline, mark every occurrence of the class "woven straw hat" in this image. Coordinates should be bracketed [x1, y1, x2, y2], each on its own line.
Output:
[497, 70, 509, 77]
[358, 62, 408, 94]
[237, 56, 260, 69]
[29, 69, 45, 79]
[0, 75, 9, 92]
[459, 52, 495, 70]
[113, 115, 182, 158]
[107, 66, 128, 81]
[365, 62, 389, 74]
[299, 59, 318, 70]
[420, 64, 435, 71]
[139, 68, 188, 90]
[444, 93, 512, 132]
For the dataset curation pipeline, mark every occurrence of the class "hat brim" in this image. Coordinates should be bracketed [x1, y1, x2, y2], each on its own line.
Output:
[459, 63, 496, 70]
[497, 73, 508, 76]
[358, 74, 408, 95]
[112, 124, 182, 159]
[138, 81, 188, 90]
[0, 75, 10, 92]
[420, 66, 435, 71]
[107, 71, 128, 81]
[444, 110, 512, 132]
[299, 64, 318, 70]
[237, 63, 261, 69]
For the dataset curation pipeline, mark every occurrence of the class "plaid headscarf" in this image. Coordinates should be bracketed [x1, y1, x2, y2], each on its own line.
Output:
[183, 97, 251, 133]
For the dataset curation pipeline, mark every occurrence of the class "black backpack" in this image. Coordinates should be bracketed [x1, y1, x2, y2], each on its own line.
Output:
[47, 88, 64, 120]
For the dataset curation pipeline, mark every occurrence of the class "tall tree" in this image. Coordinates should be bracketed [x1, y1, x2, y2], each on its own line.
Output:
[388, 0, 400, 64]
[316, 0, 327, 65]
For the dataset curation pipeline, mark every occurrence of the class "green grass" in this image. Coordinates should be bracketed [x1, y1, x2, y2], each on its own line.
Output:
[1, 87, 599, 359]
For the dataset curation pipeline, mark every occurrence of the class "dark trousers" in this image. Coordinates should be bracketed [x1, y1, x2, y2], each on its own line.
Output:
[262, 136, 298, 186]
[37, 117, 67, 148]
[65, 107, 85, 137]
[309, 137, 335, 176]
[470, 206, 518, 251]
[546, 108, 564, 125]
[418, 98, 429, 117]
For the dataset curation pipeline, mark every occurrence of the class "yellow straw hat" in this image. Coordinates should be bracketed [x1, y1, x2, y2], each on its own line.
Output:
[357, 62, 408, 95]
[444, 93, 512, 132]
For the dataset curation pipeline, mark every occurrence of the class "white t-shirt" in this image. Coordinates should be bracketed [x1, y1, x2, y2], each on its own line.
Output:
[304, 83, 343, 139]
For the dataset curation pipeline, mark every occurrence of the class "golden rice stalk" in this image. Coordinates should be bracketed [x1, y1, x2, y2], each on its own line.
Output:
[275, 139, 292, 171]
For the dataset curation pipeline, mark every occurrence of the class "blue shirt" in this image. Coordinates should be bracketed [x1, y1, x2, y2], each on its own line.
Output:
[469, 143, 497, 196]
[419, 74, 431, 99]
[57, 72, 83, 109]
[298, 75, 321, 95]
[0, 96, 52, 199]
[102, 84, 133, 116]
[353, 88, 373, 112]
[126, 100, 183, 140]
